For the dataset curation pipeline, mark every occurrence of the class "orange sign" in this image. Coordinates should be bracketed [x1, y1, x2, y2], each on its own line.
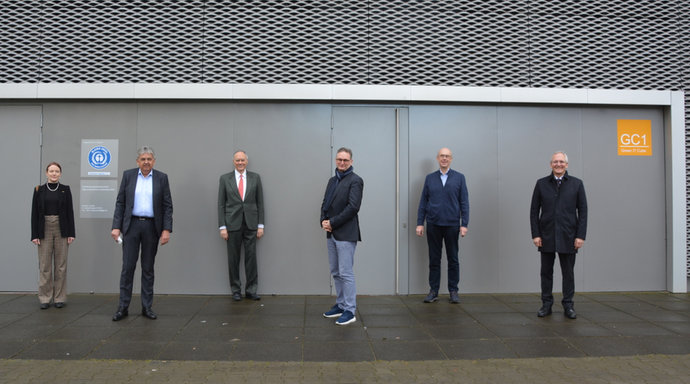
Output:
[617, 120, 652, 156]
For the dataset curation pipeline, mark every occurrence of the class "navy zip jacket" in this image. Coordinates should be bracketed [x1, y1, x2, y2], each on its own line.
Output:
[417, 169, 469, 228]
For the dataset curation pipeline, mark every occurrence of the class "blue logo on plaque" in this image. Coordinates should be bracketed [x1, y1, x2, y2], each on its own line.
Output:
[88, 146, 111, 169]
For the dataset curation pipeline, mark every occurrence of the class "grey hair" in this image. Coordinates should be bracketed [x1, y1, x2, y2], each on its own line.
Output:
[336, 147, 353, 159]
[234, 150, 248, 160]
[552, 151, 568, 163]
[137, 146, 155, 158]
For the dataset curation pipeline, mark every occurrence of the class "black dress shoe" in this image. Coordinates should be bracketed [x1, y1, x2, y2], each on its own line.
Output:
[112, 307, 129, 321]
[232, 292, 242, 301]
[537, 306, 552, 317]
[564, 307, 577, 319]
[40, 303, 50, 310]
[142, 307, 157, 320]
[245, 293, 261, 301]
[54, 302, 65, 308]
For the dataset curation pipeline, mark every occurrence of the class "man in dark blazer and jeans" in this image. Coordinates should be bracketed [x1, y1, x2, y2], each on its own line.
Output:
[321, 147, 364, 326]
[111, 146, 173, 321]
[416, 147, 469, 304]
[530, 151, 587, 319]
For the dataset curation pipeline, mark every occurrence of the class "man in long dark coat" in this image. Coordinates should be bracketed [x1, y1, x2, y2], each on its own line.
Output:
[530, 151, 587, 319]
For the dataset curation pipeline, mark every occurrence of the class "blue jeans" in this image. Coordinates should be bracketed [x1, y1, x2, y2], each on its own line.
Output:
[426, 224, 460, 293]
[327, 237, 357, 313]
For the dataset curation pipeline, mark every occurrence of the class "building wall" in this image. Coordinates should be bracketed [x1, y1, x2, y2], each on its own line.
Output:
[0, 0, 688, 286]
[0, 101, 668, 295]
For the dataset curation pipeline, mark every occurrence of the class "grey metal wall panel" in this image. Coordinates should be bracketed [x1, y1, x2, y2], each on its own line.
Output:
[580, 108, 666, 290]
[40, 102, 139, 295]
[0, 106, 42, 291]
[332, 106, 398, 295]
[408, 105, 500, 294]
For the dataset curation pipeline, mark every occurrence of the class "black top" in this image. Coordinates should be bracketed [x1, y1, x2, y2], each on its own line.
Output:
[44, 184, 61, 215]
[31, 183, 76, 240]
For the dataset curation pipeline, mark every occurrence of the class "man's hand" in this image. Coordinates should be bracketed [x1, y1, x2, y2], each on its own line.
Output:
[574, 238, 584, 250]
[532, 237, 542, 247]
[111, 229, 121, 242]
[257, 228, 264, 239]
[160, 230, 171, 245]
[415, 225, 424, 237]
[220, 228, 228, 240]
[460, 226, 468, 237]
[322, 220, 332, 232]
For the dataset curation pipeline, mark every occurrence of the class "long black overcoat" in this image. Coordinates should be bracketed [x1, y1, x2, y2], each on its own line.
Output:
[530, 171, 587, 254]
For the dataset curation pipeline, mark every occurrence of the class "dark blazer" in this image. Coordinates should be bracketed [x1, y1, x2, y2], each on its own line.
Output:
[320, 170, 364, 242]
[112, 168, 173, 236]
[417, 169, 469, 227]
[31, 184, 76, 240]
[217, 171, 264, 230]
[530, 171, 587, 254]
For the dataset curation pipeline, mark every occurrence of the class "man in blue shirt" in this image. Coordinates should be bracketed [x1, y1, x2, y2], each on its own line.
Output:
[416, 148, 469, 304]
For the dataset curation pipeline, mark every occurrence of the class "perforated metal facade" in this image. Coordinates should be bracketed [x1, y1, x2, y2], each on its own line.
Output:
[1, 0, 689, 273]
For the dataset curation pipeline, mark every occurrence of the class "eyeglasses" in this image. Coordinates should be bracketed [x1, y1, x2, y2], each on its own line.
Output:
[336, 158, 351, 162]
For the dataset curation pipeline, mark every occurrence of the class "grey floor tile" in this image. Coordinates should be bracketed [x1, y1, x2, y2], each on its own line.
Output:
[357, 304, 411, 315]
[413, 313, 479, 326]
[174, 324, 240, 342]
[544, 323, 618, 337]
[0, 323, 62, 341]
[187, 313, 249, 329]
[245, 314, 305, 328]
[578, 310, 643, 323]
[600, 322, 676, 336]
[45, 325, 121, 341]
[253, 304, 306, 315]
[107, 326, 182, 343]
[359, 314, 420, 327]
[439, 339, 518, 359]
[484, 323, 557, 338]
[470, 312, 535, 325]
[630, 310, 690, 322]
[425, 324, 496, 340]
[236, 327, 303, 342]
[656, 321, 690, 335]
[635, 335, 690, 354]
[158, 341, 233, 361]
[357, 296, 405, 305]
[0, 313, 27, 327]
[366, 327, 431, 342]
[303, 341, 374, 362]
[87, 340, 167, 359]
[303, 326, 368, 342]
[371, 340, 446, 361]
[461, 303, 515, 313]
[0, 340, 33, 358]
[565, 336, 651, 357]
[504, 337, 586, 358]
[14, 340, 101, 360]
[231, 342, 302, 361]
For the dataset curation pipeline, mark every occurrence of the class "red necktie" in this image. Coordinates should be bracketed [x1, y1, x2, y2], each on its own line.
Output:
[238, 174, 244, 201]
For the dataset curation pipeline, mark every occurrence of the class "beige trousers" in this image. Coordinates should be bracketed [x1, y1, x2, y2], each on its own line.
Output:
[37, 215, 68, 304]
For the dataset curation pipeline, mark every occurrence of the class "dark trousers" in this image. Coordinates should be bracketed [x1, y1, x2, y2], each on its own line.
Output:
[426, 224, 460, 293]
[226, 219, 258, 295]
[119, 218, 159, 309]
[540, 252, 576, 308]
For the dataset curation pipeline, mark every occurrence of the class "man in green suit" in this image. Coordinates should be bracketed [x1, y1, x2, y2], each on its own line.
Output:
[218, 150, 265, 301]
